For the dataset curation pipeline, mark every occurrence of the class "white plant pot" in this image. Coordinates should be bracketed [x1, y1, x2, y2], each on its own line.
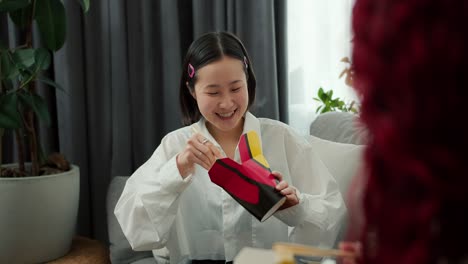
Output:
[0, 164, 80, 263]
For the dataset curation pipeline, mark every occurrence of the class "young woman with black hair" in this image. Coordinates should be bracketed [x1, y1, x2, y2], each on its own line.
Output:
[115, 31, 345, 264]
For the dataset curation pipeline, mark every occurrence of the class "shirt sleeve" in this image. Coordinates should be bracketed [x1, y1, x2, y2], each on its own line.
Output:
[114, 133, 193, 251]
[274, 129, 347, 248]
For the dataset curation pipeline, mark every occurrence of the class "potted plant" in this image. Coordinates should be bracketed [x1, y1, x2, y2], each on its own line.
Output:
[313, 87, 358, 114]
[0, 0, 88, 263]
[313, 57, 359, 114]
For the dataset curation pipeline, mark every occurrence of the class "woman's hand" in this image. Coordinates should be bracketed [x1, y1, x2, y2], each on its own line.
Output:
[273, 171, 300, 210]
[177, 133, 222, 178]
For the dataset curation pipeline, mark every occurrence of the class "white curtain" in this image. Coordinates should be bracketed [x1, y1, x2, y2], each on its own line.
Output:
[287, 0, 356, 135]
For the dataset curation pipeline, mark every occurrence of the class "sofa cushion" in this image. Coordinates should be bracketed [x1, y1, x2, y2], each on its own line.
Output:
[107, 176, 155, 263]
[132, 258, 162, 264]
[306, 135, 364, 202]
[307, 135, 365, 247]
[309, 112, 367, 145]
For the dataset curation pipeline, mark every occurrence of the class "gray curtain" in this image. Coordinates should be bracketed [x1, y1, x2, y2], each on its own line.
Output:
[2, 0, 287, 243]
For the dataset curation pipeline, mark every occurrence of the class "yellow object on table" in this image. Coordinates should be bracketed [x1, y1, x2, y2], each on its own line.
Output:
[234, 242, 352, 264]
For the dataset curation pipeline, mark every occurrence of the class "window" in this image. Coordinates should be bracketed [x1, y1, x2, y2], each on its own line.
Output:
[287, 0, 356, 134]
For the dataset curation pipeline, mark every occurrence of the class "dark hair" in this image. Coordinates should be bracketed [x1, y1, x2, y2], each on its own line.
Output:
[179, 31, 257, 125]
[352, 0, 468, 263]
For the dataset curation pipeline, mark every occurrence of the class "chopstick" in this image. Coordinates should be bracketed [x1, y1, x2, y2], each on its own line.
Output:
[191, 124, 213, 144]
[272, 242, 355, 264]
[191, 124, 213, 142]
[191, 123, 202, 135]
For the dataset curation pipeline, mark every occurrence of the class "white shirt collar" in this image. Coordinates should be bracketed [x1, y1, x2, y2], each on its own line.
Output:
[242, 111, 261, 137]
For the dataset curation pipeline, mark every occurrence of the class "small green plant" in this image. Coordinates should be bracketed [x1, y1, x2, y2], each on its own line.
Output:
[313, 87, 358, 114]
[314, 56, 358, 114]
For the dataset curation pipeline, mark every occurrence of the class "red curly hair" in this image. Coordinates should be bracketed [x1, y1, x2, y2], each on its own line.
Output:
[352, 0, 468, 263]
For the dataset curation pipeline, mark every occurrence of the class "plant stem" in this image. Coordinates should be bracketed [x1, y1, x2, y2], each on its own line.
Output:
[22, 0, 39, 176]
[0, 65, 4, 176]
[0, 56, 3, 94]
[15, 128, 26, 174]
[25, 0, 37, 48]
[0, 128, 3, 176]
[13, 44, 29, 50]
[19, 71, 39, 89]
[26, 110, 39, 175]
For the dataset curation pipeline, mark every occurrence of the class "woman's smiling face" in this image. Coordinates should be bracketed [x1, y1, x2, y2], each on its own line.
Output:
[191, 56, 249, 135]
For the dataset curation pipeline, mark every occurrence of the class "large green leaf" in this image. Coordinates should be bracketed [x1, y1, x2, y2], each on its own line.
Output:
[9, 3, 32, 29]
[321, 105, 331, 114]
[18, 92, 51, 126]
[9, 48, 51, 88]
[1, 50, 19, 80]
[317, 87, 325, 101]
[12, 48, 35, 68]
[0, 93, 21, 128]
[0, 0, 30, 12]
[1, 78, 14, 91]
[34, 48, 51, 70]
[10, 49, 37, 87]
[318, 88, 332, 102]
[35, 0, 66, 51]
[75, 0, 89, 13]
[330, 99, 340, 108]
[17, 67, 35, 88]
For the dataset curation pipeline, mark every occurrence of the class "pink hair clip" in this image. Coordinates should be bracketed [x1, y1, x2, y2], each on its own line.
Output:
[188, 63, 195, 78]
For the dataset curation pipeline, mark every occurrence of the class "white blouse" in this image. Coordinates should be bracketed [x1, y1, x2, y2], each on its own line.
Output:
[115, 112, 346, 263]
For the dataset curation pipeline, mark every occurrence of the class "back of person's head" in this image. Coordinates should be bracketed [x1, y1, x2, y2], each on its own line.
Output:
[179, 31, 257, 125]
[352, 0, 468, 263]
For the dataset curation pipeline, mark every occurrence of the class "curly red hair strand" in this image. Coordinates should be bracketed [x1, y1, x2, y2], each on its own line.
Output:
[352, 0, 468, 263]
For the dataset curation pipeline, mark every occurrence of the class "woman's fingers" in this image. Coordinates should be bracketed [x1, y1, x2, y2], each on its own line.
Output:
[272, 174, 300, 210]
[188, 134, 224, 169]
[207, 142, 224, 159]
[189, 148, 212, 170]
[272, 171, 283, 182]
[280, 185, 295, 196]
[185, 143, 211, 169]
[196, 140, 223, 167]
[281, 186, 298, 202]
[195, 133, 224, 160]
[198, 145, 216, 165]
[275, 180, 288, 191]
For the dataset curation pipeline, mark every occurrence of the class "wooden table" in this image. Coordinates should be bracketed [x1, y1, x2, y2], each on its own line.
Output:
[234, 247, 322, 264]
[47, 236, 110, 264]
